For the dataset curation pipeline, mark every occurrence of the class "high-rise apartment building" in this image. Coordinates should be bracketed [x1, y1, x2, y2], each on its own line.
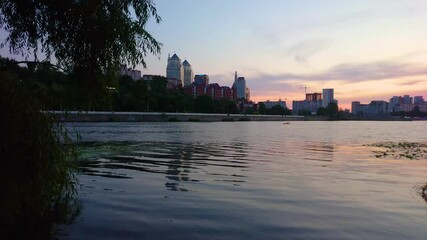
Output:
[414, 96, 425, 105]
[166, 53, 183, 84]
[306, 93, 322, 102]
[322, 88, 334, 107]
[402, 95, 413, 105]
[351, 101, 360, 114]
[194, 74, 209, 86]
[119, 64, 141, 81]
[182, 60, 193, 87]
[233, 71, 246, 100]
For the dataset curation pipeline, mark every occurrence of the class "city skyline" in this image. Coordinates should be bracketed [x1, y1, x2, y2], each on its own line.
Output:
[1, 0, 427, 109]
[141, 0, 427, 110]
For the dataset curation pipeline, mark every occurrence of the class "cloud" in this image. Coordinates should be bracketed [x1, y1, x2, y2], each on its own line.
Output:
[286, 39, 330, 64]
[249, 60, 427, 84]
[394, 79, 424, 86]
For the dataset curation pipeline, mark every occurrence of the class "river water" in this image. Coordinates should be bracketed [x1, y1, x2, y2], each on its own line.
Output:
[60, 121, 427, 239]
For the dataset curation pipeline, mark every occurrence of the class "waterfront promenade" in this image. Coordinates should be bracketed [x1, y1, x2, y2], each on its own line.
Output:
[52, 111, 306, 122]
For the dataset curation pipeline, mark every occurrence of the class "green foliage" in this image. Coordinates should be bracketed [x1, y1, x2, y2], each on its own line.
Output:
[258, 103, 267, 114]
[245, 107, 255, 114]
[0, 0, 161, 108]
[238, 117, 251, 121]
[188, 118, 200, 122]
[222, 118, 235, 122]
[219, 99, 238, 114]
[392, 106, 427, 118]
[0, 72, 79, 238]
[194, 95, 216, 113]
[327, 102, 339, 119]
[317, 107, 328, 116]
[298, 109, 312, 116]
[258, 103, 291, 115]
[0, 0, 161, 71]
[168, 117, 179, 122]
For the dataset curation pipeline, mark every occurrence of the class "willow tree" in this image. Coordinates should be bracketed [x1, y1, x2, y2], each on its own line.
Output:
[0, 0, 162, 108]
[0, 1, 161, 237]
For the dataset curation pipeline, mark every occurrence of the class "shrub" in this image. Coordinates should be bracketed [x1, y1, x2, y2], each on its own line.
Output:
[0, 72, 78, 238]
[188, 118, 200, 122]
[168, 117, 179, 122]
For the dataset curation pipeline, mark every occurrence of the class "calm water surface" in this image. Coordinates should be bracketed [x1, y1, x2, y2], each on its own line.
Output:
[60, 121, 427, 239]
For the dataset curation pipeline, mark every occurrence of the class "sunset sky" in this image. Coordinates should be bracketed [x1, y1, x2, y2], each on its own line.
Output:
[2, 0, 427, 109]
[143, 0, 427, 109]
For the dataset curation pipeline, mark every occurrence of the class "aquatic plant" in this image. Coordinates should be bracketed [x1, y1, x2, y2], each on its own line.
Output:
[0, 74, 79, 238]
[365, 142, 427, 160]
[421, 183, 427, 203]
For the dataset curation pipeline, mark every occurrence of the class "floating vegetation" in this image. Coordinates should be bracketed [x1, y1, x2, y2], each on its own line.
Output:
[364, 142, 427, 160]
[415, 182, 427, 203]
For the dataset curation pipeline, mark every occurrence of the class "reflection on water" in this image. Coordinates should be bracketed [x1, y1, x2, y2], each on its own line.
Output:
[78, 141, 249, 192]
[61, 122, 427, 240]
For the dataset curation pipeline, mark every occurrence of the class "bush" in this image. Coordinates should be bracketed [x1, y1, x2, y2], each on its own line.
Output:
[0, 72, 78, 238]
[238, 117, 251, 121]
[222, 118, 235, 122]
[188, 118, 200, 122]
[168, 117, 179, 122]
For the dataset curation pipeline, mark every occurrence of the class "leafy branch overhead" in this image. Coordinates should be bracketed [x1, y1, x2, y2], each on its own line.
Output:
[0, 0, 162, 73]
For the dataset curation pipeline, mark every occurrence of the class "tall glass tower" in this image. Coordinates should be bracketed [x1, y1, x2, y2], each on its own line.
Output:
[166, 53, 183, 84]
[182, 60, 193, 87]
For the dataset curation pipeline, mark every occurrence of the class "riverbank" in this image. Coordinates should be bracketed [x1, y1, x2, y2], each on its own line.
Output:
[52, 111, 306, 122]
[52, 111, 417, 122]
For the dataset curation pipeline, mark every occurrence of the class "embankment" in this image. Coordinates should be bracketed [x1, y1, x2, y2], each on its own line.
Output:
[52, 111, 307, 122]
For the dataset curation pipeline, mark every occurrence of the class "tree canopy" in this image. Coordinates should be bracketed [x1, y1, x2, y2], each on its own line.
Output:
[0, 0, 161, 73]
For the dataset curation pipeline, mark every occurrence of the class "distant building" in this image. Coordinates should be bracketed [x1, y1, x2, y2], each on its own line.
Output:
[351, 101, 360, 114]
[182, 60, 193, 87]
[259, 99, 287, 109]
[194, 74, 209, 86]
[322, 88, 334, 107]
[389, 95, 419, 112]
[414, 96, 425, 105]
[352, 100, 388, 116]
[142, 74, 159, 81]
[292, 100, 322, 115]
[166, 53, 183, 84]
[245, 87, 250, 102]
[183, 82, 233, 101]
[402, 95, 413, 105]
[233, 71, 246, 100]
[119, 64, 141, 81]
[306, 93, 322, 102]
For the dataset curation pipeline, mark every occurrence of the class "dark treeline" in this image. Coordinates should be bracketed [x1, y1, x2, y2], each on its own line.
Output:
[258, 102, 292, 115]
[114, 75, 238, 113]
[391, 106, 427, 118]
[0, 56, 239, 114]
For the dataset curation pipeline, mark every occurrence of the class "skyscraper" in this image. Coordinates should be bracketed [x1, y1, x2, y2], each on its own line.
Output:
[194, 74, 209, 86]
[166, 53, 183, 84]
[233, 71, 246, 100]
[322, 88, 334, 107]
[182, 60, 193, 87]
